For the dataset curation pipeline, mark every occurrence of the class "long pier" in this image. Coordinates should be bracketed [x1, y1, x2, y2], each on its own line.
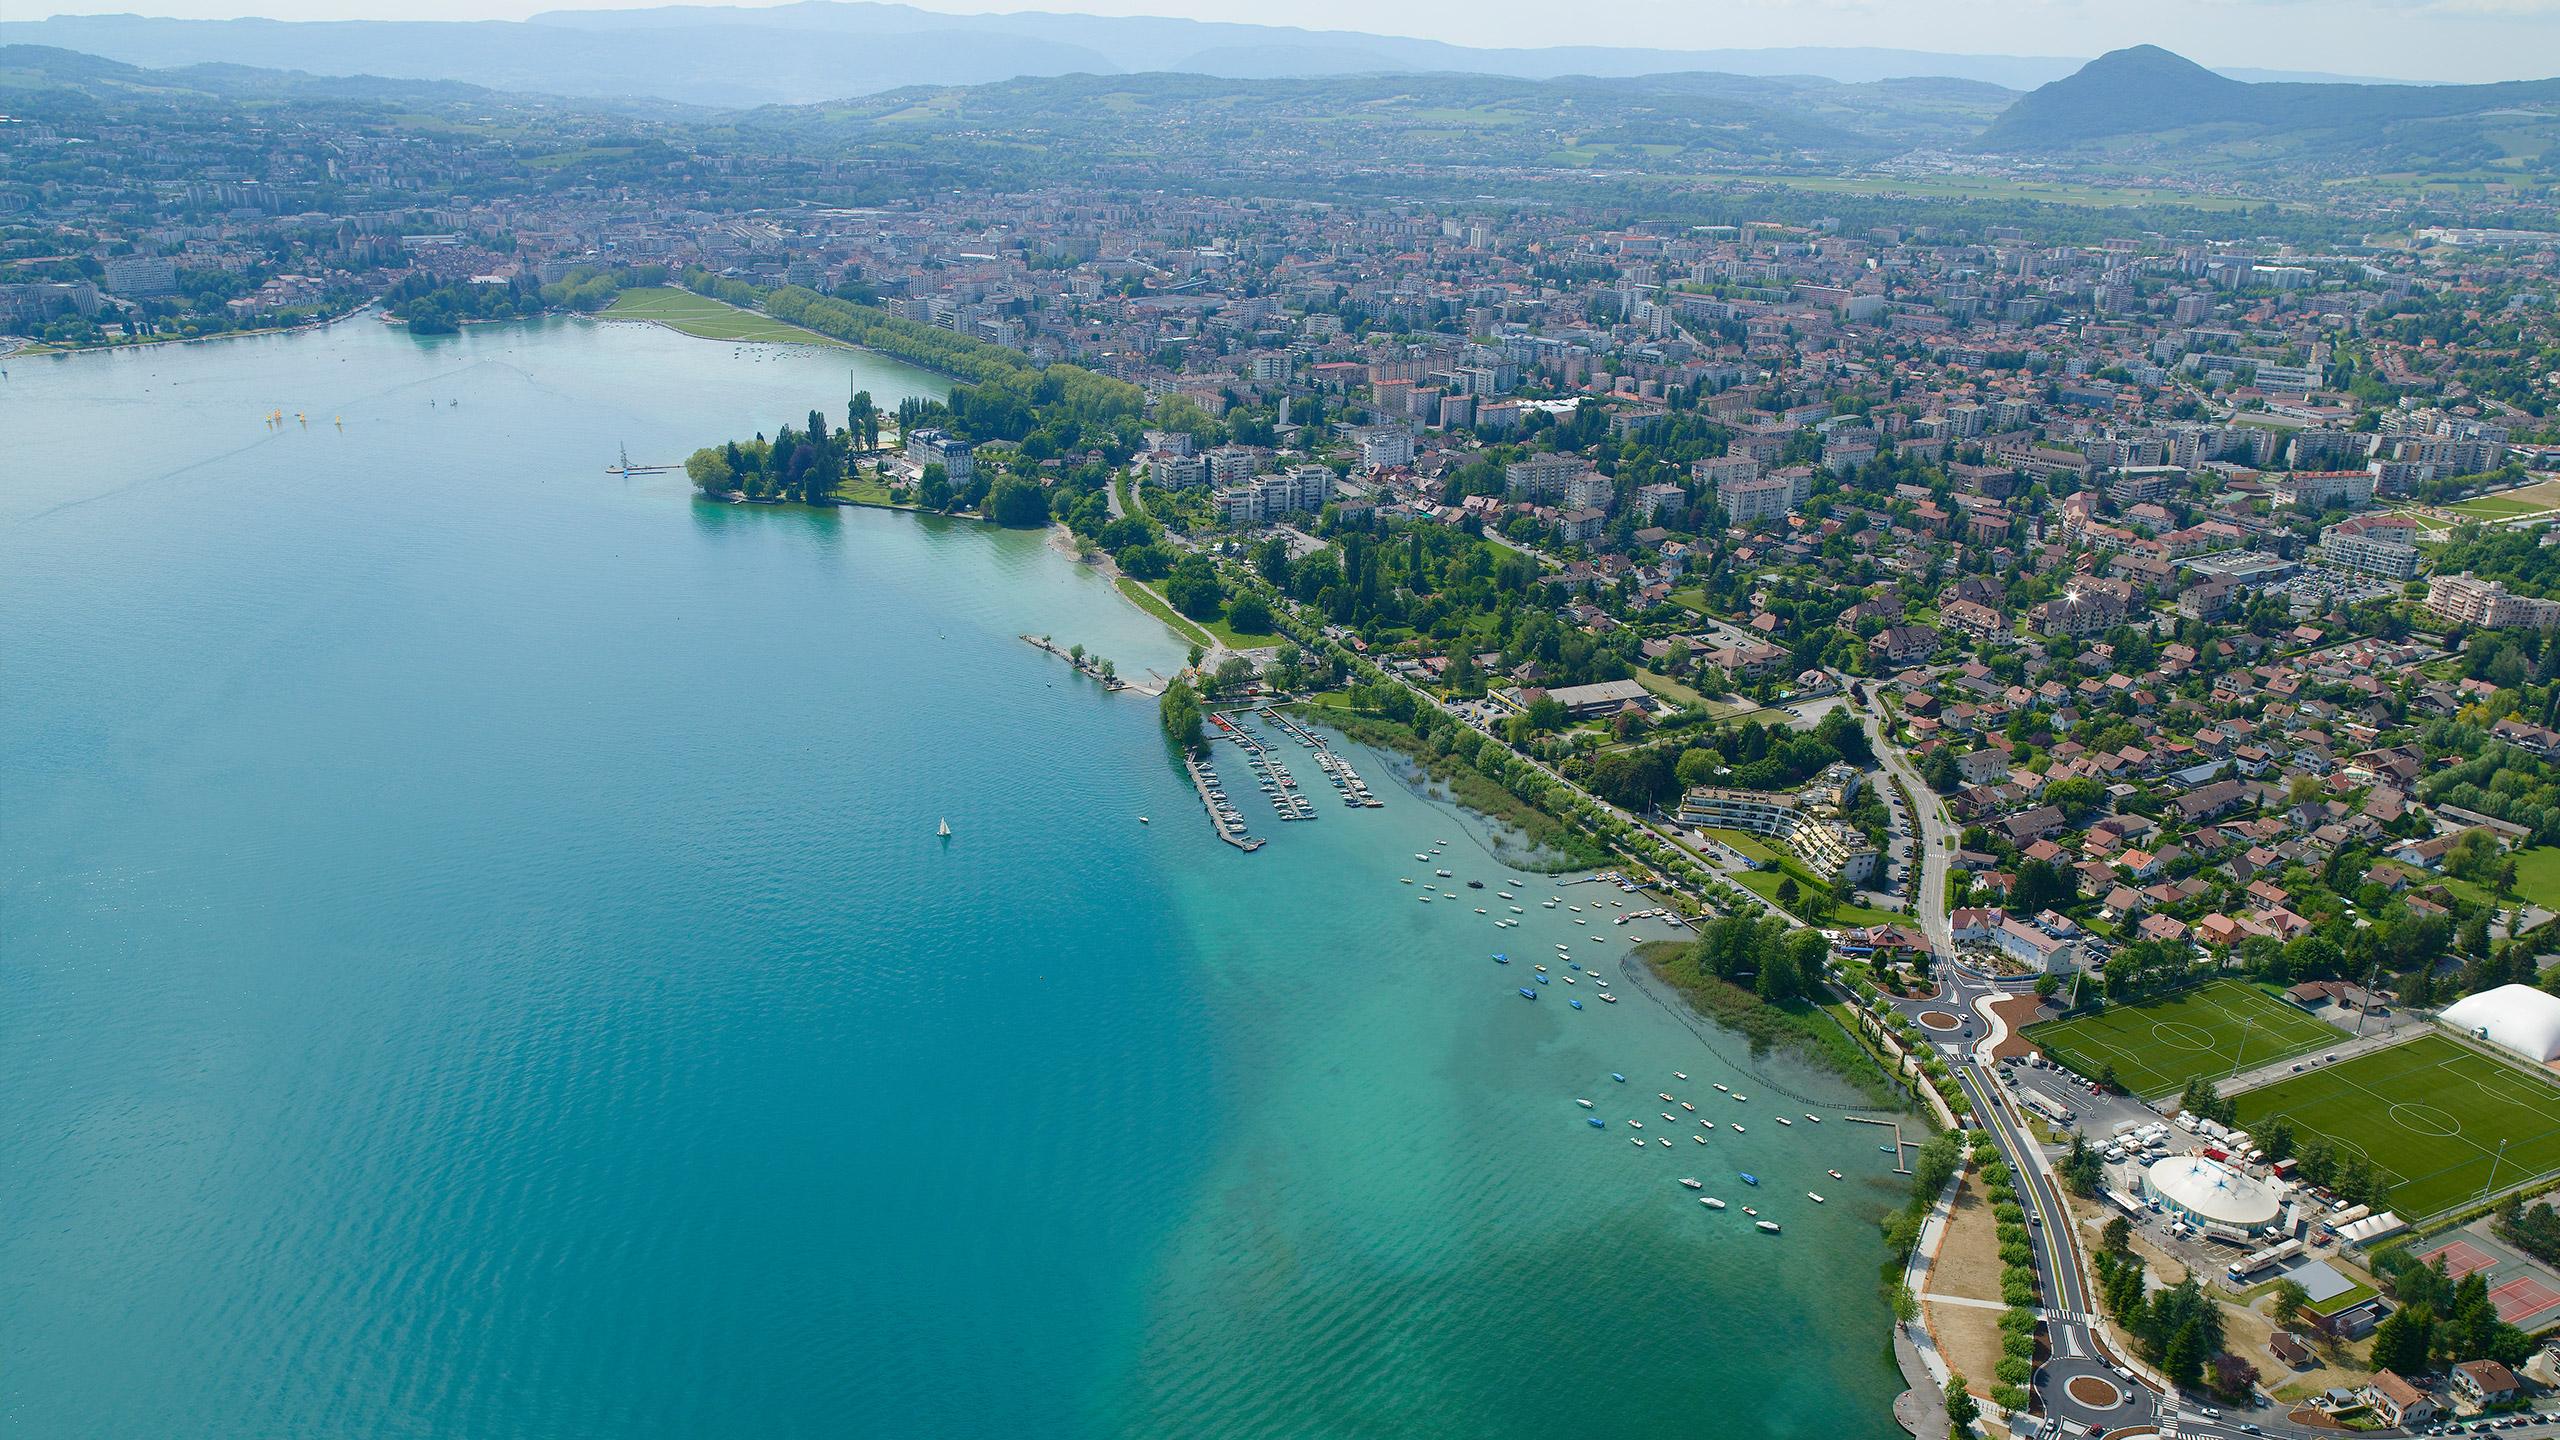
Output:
[1182, 751, 1264, 852]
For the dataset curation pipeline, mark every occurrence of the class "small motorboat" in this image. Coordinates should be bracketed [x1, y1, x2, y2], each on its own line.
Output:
[1661, 1113, 1676, 1122]
[1536, 965, 1549, 974]
[1519, 987, 1537, 1000]
[1414, 854, 1429, 861]
[1776, 1117, 1793, 1127]
[1600, 994, 1617, 1003]
[1534, 973, 1549, 985]
[1757, 1220, 1782, 1234]
[1740, 1173, 1759, 1186]
[1466, 880, 1484, 889]
[1678, 1177, 1703, 1190]
[1674, 1073, 1688, 1081]
[1878, 1145, 1894, 1154]
[1435, 869, 1452, 878]
[1577, 1098, 1593, 1109]
[1658, 1138, 1670, 1147]
[1680, 1102, 1695, 1112]
[1492, 954, 1509, 964]
[1138, 816, 1149, 824]
[1731, 1124, 1745, 1133]
[1828, 1170, 1843, 1180]
[1627, 1120, 1643, 1130]
[1804, 1114, 1821, 1124]
[1692, 1134, 1707, 1144]
[1611, 1073, 1626, 1083]
[1741, 1206, 1758, 1216]
[1562, 976, 1575, 984]
[1631, 1138, 1646, 1148]
[1588, 1117, 1605, 1128]
[1714, 1084, 1730, 1093]
[1401, 878, 1414, 885]
[1733, 1094, 1748, 1103]
[1701, 1197, 1726, 1210]
[1808, 1193, 1826, 1204]
[1658, 1093, 1674, 1102]
[1570, 999, 1583, 1009]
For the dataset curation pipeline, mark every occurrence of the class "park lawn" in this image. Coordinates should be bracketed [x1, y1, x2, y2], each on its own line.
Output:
[2230, 1032, 2560, 1222]
[2021, 979, 2339, 1099]
[604, 286, 842, 346]
[1113, 576, 1216, 651]
[1668, 586, 1710, 614]
[2508, 846, 2560, 908]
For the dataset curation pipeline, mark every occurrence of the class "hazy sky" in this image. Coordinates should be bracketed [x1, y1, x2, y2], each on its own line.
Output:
[25, 0, 2560, 83]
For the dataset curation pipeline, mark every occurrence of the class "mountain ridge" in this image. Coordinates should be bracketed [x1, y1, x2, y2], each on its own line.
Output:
[0, 5, 2416, 110]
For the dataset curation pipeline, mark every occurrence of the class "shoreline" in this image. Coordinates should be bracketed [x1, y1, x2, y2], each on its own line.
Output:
[9, 299, 378, 358]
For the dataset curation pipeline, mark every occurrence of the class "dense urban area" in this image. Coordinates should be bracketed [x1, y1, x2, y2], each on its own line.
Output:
[10, 28, 2560, 1440]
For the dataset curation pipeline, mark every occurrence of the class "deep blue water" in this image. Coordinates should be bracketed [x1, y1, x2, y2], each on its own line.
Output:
[1, 317, 1904, 1438]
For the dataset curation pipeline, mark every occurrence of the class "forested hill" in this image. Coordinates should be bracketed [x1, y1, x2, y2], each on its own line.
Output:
[1979, 44, 2560, 168]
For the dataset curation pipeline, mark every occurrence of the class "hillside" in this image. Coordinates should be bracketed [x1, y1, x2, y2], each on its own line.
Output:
[1981, 45, 2560, 176]
[737, 69, 2017, 177]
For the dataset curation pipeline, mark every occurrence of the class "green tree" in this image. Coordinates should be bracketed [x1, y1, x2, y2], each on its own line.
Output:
[2269, 1279, 2310, 1331]
[1227, 593, 1274, 635]
[1165, 555, 1225, 621]
[1159, 679, 1205, 754]
[2368, 1303, 2434, 1376]
[985, 476, 1049, 528]
[1945, 1377, 1979, 1433]
[685, 446, 735, 494]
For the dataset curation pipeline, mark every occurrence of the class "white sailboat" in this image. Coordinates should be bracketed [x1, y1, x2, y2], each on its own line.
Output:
[937, 817, 952, 839]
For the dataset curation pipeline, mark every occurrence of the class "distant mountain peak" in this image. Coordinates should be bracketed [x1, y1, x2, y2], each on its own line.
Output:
[1980, 41, 2560, 153]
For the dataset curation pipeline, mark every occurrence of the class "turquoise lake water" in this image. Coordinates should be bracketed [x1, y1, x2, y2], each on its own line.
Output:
[1, 316, 1906, 1438]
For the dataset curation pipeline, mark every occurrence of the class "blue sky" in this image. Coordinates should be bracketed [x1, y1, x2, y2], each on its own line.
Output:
[28, 0, 2560, 83]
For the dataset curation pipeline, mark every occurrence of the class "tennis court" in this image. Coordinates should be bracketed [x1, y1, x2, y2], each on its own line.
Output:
[2021, 980, 2341, 1099]
[2230, 1032, 2560, 1222]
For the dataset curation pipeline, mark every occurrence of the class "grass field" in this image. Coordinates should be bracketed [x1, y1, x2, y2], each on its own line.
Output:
[2510, 846, 2560, 908]
[2231, 1032, 2560, 1221]
[602, 287, 843, 346]
[2022, 980, 2341, 1099]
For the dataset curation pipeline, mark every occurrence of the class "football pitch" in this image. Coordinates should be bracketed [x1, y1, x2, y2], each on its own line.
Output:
[602, 287, 841, 346]
[2230, 1033, 2560, 1221]
[2021, 980, 2341, 1099]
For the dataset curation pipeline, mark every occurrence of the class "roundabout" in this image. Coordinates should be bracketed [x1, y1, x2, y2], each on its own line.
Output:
[2066, 1375, 2129, 1410]
[1919, 1010, 1963, 1032]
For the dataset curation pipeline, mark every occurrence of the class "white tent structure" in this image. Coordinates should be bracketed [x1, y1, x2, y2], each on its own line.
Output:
[2143, 1155, 2283, 1229]
[2442, 983, 2560, 1063]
